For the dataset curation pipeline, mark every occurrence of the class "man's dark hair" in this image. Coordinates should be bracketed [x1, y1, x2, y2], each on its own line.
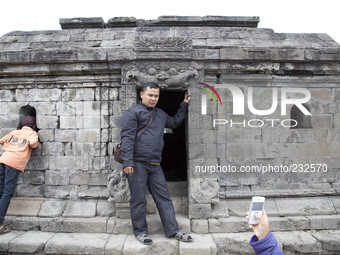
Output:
[142, 82, 160, 91]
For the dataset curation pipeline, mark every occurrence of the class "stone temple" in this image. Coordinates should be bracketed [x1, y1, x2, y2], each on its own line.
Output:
[0, 16, 339, 254]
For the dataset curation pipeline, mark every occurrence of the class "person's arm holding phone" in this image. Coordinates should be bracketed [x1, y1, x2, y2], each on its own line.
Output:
[247, 207, 284, 255]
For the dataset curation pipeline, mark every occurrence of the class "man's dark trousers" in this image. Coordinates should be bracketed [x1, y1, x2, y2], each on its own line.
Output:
[126, 161, 180, 237]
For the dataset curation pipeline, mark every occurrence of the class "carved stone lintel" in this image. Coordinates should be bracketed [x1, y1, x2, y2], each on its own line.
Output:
[190, 178, 219, 204]
[135, 37, 192, 52]
[122, 61, 202, 88]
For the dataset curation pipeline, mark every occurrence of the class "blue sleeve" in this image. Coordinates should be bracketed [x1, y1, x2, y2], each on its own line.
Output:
[121, 109, 137, 168]
[165, 101, 188, 129]
[249, 231, 284, 255]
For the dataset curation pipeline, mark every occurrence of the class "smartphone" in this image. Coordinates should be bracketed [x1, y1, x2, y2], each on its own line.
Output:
[185, 90, 190, 100]
[248, 196, 265, 224]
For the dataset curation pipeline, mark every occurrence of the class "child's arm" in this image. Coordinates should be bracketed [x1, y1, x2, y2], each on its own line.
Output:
[28, 131, 39, 148]
[0, 133, 11, 145]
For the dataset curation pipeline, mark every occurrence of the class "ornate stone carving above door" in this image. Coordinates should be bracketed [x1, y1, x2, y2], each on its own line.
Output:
[122, 61, 201, 88]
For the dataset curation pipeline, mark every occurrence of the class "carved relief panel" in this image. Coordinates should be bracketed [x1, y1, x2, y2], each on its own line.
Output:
[122, 61, 202, 89]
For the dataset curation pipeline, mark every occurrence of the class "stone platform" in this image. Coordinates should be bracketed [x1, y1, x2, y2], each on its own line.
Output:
[1, 196, 340, 254]
[1, 229, 340, 254]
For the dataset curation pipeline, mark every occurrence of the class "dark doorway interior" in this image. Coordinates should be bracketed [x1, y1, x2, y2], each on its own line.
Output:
[137, 89, 188, 181]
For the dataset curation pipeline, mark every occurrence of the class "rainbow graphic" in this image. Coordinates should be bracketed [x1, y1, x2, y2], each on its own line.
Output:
[198, 82, 223, 106]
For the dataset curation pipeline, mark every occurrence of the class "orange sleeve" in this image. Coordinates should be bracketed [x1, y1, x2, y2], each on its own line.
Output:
[28, 131, 39, 148]
[0, 133, 11, 145]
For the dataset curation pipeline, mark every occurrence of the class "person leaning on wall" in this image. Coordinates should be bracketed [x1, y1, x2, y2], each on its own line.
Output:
[0, 116, 40, 235]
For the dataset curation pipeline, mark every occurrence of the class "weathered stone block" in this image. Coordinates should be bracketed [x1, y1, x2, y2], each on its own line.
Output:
[180, 234, 217, 255]
[25, 156, 49, 170]
[225, 185, 253, 198]
[38, 199, 67, 217]
[311, 114, 333, 129]
[83, 101, 100, 116]
[0, 230, 25, 252]
[211, 200, 229, 218]
[44, 185, 77, 199]
[0, 102, 9, 116]
[63, 200, 97, 217]
[209, 217, 248, 233]
[83, 116, 101, 129]
[30, 102, 57, 116]
[38, 129, 55, 142]
[16, 88, 62, 102]
[15, 184, 44, 197]
[69, 171, 110, 186]
[191, 219, 209, 234]
[7, 197, 44, 217]
[189, 204, 211, 219]
[188, 143, 204, 159]
[0, 115, 19, 128]
[308, 215, 340, 230]
[36, 115, 58, 129]
[17, 170, 44, 185]
[0, 90, 15, 101]
[113, 218, 133, 234]
[8, 231, 55, 254]
[49, 156, 76, 171]
[55, 129, 77, 142]
[330, 196, 340, 213]
[269, 216, 310, 231]
[311, 230, 340, 253]
[275, 231, 322, 254]
[220, 47, 244, 60]
[3, 215, 16, 229]
[122, 234, 178, 254]
[334, 114, 340, 128]
[275, 197, 336, 216]
[41, 142, 61, 156]
[60, 116, 76, 129]
[111, 128, 121, 143]
[63, 217, 108, 233]
[104, 234, 127, 255]
[212, 232, 255, 255]
[39, 217, 65, 232]
[45, 170, 69, 186]
[106, 217, 116, 233]
[78, 185, 110, 198]
[107, 49, 136, 60]
[57, 101, 78, 116]
[62, 88, 95, 101]
[110, 116, 121, 128]
[78, 129, 101, 142]
[45, 232, 109, 255]
[227, 198, 279, 217]
[11, 216, 40, 231]
[97, 200, 115, 217]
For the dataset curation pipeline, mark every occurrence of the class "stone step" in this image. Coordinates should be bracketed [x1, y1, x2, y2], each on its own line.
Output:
[4, 214, 190, 235]
[6, 195, 188, 218]
[192, 214, 340, 234]
[1, 230, 339, 255]
[5, 213, 340, 235]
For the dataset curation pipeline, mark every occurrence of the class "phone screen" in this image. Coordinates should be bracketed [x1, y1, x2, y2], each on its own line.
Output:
[251, 202, 264, 211]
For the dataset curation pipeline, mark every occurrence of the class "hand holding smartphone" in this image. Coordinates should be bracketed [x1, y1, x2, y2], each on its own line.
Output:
[248, 196, 265, 225]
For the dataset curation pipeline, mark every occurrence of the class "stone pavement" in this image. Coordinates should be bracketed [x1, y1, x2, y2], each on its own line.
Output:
[1, 229, 340, 254]
[1, 196, 340, 254]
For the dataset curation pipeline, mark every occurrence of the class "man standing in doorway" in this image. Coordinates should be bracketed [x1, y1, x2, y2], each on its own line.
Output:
[121, 82, 192, 245]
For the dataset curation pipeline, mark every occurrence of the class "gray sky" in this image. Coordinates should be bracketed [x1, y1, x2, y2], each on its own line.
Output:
[1, 0, 339, 43]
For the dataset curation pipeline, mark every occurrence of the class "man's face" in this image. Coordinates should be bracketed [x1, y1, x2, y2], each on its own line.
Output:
[140, 87, 160, 108]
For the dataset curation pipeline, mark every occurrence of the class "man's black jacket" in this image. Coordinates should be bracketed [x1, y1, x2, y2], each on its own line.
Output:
[120, 101, 188, 169]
